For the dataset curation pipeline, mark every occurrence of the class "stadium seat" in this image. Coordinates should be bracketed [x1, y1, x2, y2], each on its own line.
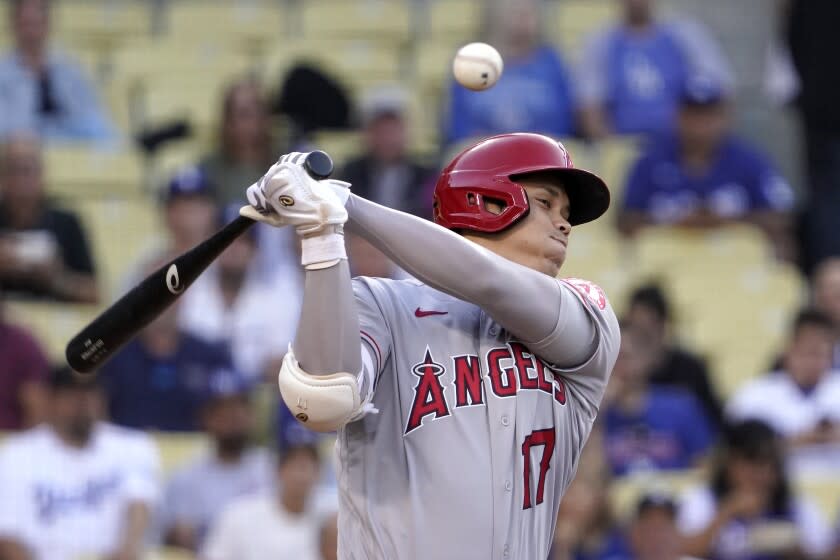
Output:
[300, 0, 412, 42]
[68, 196, 161, 297]
[548, 0, 617, 56]
[3, 301, 99, 363]
[414, 41, 460, 95]
[44, 147, 144, 197]
[263, 38, 403, 95]
[426, 0, 481, 40]
[165, 0, 283, 51]
[107, 40, 254, 132]
[53, 0, 152, 47]
[609, 469, 703, 520]
[153, 432, 209, 476]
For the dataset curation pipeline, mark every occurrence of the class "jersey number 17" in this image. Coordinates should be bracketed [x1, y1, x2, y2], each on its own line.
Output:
[521, 428, 556, 510]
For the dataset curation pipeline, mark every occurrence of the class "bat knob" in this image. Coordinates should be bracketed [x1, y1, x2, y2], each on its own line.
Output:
[303, 150, 334, 180]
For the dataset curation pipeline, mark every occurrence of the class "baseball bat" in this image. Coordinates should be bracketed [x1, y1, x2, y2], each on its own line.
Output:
[65, 150, 334, 374]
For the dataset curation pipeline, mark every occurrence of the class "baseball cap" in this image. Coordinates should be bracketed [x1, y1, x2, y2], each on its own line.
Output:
[162, 166, 214, 204]
[202, 367, 253, 403]
[680, 74, 729, 107]
[360, 85, 408, 125]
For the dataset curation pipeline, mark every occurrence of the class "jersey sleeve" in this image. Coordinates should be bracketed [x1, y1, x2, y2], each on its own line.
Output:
[546, 279, 620, 412]
[353, 278, 394, 406]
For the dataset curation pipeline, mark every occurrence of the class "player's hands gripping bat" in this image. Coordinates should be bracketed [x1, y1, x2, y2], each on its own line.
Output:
[240, 151, 351, 235]
[65, 150, 334, 374]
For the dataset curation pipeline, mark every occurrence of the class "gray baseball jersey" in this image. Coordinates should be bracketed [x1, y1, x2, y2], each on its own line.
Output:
[335, 275, 619, 560]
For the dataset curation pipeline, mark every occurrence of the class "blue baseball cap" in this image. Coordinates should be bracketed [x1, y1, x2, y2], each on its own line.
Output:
[202, 367, 253, 403]
[680, 74, 729, 107]
[163, 166, 215, 203]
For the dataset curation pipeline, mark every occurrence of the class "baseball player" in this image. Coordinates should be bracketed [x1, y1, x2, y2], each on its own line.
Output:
[241, 133, 620, 560]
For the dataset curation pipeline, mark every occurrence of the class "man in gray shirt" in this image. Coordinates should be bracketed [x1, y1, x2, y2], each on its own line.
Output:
[161, 367, 272, 552]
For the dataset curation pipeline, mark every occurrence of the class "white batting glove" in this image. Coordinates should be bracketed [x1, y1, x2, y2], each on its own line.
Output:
[240, 154, 352, 269]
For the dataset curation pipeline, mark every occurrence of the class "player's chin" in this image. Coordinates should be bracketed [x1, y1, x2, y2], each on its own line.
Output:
[544, 251, 566, 277]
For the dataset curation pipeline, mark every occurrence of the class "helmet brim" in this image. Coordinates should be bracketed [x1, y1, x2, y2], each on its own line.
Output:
[511, 167, 611, 226]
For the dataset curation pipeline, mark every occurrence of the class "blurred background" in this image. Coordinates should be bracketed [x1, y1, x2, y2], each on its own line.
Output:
[0, 0, 839, 559]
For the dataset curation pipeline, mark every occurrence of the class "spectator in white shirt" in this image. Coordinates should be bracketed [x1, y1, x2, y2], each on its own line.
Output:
[202, 443, 337, 560]
[0, 366, 160, 560]
[726, 309, 840, 448]
[812, 257, 840, 369]
[178, 204, 298, 381]
[162, 367, 272, 553]
[678, 420, 832, 560]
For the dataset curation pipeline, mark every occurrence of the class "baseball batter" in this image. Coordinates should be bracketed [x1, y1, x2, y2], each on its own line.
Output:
[241, 133, 620, 560]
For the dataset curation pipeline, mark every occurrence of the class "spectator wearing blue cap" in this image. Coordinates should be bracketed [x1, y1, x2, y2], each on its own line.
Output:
[100, 257, 234, 432]
[178, 204, 299, 382]
[162, 367, 273, 553]
[119, 166, 218, 294]
[618, 75, 796, 260]
[576, 0, 733, 140]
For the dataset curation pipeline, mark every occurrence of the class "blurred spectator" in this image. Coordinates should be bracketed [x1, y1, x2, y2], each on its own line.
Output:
[200, 79, 275, 207]
[628, 494, 689, 560]
[603, 323, 714, 475]
[341, 87, 434, 218]
[99, 281, 233, 431]
[179, 206, 294, 381]
[202, 444, 337, 560]
[0, 0, 115, 142]
[786, 0, 840, 197]
[443, 0, 576, 145]
[626, 284, 722, 426]
[678, 420, 832, 560]
[618, 76, 796, 261]
[788, 0, 840, 274]
[576, 0, 732, 140]
[120, 166, 218, 293]
[0, 290, 48, 430]
[0, 134, 98, 302]
[162, 368, 272, 553]
[727, 309, 840, 451]
[552, 444, 628, 560]
[0, 366, 160, 560]
[812, 257, 840, 368]
[319, 513, 338, 560]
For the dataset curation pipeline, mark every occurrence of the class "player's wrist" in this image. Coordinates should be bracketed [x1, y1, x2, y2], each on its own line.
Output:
[300, 227, 347, 270]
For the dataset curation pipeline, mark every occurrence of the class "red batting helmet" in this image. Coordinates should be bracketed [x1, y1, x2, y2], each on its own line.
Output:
[433, 133, 610, 233]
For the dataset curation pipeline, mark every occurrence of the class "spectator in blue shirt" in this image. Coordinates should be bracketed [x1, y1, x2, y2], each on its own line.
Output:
[442, 0, 576, 146]
[603, 323, 714, 476]
[99, 279, 233, 432]
[576, 0, 732, 140]
[618, 75, 796, 260]
[0, 0, 116, 143]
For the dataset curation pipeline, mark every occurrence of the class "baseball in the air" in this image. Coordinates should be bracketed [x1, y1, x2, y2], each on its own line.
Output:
[453, 42, 504, 91]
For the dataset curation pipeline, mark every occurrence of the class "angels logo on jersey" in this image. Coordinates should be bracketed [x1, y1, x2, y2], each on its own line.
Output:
[563, 278, 607, 310]
[405, 343, 567, 434]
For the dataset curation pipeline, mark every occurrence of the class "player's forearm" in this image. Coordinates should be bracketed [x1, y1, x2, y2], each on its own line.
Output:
[345, 194, 595, 362]
[293, 260, 362, 376]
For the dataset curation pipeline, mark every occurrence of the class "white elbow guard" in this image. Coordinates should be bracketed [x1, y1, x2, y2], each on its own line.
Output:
[278, 346, 367, 432]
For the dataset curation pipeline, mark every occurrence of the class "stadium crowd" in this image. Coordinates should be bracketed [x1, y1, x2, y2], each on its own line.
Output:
[1, 0, 839, 559]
